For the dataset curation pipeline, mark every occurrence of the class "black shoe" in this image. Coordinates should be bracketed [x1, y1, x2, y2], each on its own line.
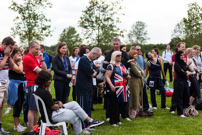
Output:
[89, 120, 104, 128]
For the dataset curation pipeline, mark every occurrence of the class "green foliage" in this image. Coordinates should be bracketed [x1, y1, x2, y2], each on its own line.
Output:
[78, 0, 124, 46]
[128, 21, 150, 44]
[9, 0, 53, 46]
[171, 2, 202, 47]
[58, 26, 82, 53]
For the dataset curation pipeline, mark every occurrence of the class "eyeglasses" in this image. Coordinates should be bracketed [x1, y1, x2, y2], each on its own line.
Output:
[137, 49, 141, 51]
[116, 55, 122, 57]
[113, 43, 119, 45]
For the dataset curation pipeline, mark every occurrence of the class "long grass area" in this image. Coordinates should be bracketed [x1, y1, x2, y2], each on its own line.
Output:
[3, 71, 202, 135]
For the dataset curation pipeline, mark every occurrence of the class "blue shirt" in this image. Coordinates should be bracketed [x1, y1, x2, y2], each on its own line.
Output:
[136, 55, 146, 71]
[43, 52, 51, 69]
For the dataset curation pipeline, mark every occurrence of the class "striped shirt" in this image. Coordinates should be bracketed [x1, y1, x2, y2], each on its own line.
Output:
[193, 55, 202, 72]
[0, 48, 9, 83]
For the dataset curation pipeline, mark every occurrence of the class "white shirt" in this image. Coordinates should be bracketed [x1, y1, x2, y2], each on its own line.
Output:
[69, 56, 77, 75]
[162, 50, 173, 63]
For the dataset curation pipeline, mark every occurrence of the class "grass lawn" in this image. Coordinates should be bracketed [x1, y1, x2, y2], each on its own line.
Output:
[3, 71, 202, 135]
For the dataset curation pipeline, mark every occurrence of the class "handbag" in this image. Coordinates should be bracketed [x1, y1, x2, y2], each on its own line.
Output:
[96, 61, 106, 81]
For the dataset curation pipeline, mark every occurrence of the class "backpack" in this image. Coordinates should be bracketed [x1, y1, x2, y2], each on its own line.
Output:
[183, 105, 199, 117]
[195, 98, 202, 110]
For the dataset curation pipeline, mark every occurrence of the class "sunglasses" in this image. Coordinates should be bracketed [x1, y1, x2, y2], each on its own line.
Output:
[113, 43, 119, 45]
[137, 49, 141, 51]
[116, 55, 122, 57]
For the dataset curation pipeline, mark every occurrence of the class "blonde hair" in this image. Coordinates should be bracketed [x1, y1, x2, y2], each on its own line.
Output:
[185, 48, 193, 55]
[110, 51, 122, 65]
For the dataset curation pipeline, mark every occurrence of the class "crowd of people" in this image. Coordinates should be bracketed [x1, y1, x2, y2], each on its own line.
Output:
[0, 36, 201, 135]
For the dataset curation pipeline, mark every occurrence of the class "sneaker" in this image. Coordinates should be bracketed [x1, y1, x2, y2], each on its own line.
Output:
[86, 126, 96, 131]
[170, 111, 175, 114]
[14, 124, 26, 132]
[106, 118, 110, 121]
[0, 128, 10, 134]
[152, 107, 157, 109]
[117, 122, 122, 125]
[124, 118, 131, 121]
[179, 114, 186, 118]
[111, 124, 118, 127]
[5, 107, 11, 114]
[18, 124, 27, 130]
[82, 128, 91, 134]
[161, 107, 170, 109]
[89, 120, 104, 128]
[25, 122, 29, 127]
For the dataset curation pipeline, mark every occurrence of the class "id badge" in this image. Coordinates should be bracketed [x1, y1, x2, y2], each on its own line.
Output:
[149, 81, 154, 88]
[187, 79, 191, 87]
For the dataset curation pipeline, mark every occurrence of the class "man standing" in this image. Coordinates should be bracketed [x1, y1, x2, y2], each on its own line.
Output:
[76, 47, 104, 133]
[40, 44, 53, 72]
[23, 41, 47, 131]
[133, 45, 150, 112]
[0, 37, 17, 134]
[162, 44, 173, 82]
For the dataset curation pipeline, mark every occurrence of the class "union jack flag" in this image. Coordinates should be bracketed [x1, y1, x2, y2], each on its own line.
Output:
[113, 65, 130, 102]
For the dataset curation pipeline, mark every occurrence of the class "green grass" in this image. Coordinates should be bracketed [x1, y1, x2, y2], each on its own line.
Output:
[3, 70, 202, 135]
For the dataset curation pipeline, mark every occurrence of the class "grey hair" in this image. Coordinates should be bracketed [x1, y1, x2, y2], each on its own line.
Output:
[91, 47, 102, 54]
[29, 41, 39, 48]
[112, 38, 121, 43]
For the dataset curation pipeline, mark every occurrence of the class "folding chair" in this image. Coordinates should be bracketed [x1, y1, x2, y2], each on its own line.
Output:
[33, 94, 68, 135]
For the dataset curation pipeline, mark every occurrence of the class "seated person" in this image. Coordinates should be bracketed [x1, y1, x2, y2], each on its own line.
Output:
[34, 71, 104, 135]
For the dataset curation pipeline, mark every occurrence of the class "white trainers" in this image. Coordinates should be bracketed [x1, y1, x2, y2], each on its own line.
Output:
[152, 107, 157, 109]
[5, 107, 11, 114]
[106, 118, 110, 121]
[82, 128, 91, 134]
[180, 114, 186, 118]
[125, 118, 131, 121]
[170, 111, 175, 114]
[111, 124, 118, 127]
[161, 107, 170, 109]
[117, 122, 122, 125]
[14, 124, 27, 132]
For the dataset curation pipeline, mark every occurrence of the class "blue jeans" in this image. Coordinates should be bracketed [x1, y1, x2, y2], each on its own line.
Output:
[77, 95, 92, 128]
[54, 80, 70, 104]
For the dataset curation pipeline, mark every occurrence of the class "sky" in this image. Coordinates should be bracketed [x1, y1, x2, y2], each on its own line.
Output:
[1, 0, 202, 46]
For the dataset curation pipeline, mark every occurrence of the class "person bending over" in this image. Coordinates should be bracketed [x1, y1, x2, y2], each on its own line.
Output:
[34, 71, 104, 135]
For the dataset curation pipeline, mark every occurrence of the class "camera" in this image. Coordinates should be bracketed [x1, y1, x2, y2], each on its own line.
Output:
[122, 73, 128, 77]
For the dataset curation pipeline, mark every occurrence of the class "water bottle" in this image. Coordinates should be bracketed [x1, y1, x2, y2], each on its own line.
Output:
[166, 81, 170, 86]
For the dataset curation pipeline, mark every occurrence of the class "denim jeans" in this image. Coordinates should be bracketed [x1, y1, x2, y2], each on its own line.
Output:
[54, 80, 70, 104]
[77, 95, 92, 128]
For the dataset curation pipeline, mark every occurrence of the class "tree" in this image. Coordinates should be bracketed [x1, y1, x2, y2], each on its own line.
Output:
[9, 0, 52, 46]
[78, 0, 124, 46]
[59, 26, 82, 52]
[128, 21, 150, 44]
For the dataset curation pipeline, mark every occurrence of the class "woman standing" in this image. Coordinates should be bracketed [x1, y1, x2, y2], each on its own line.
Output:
[174, 51, 191, 117]
[145, 52, 168, 109]
[69, 47, 79, 101]
[7, 48, 27, 132]
[52, 42, 72, 104]
[106, 51, 131, 126]
[152, 48, 162, 63]
[128, 50, 144, 118]
[185, 48, 200, 105]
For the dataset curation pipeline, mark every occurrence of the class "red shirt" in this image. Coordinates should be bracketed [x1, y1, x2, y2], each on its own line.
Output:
[172, 52, 187, 79]
[23, 53, 42, 86]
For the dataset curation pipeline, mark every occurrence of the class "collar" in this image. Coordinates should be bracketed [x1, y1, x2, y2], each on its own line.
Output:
[27, 53, 35, 59]
[84, 54, 92, 62]
[166, 50, 170, 52]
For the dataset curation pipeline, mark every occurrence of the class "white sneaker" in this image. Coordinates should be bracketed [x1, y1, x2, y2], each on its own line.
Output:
[106, 118, 110, 121]
[162, 107, 170, 109]
[86, 127, 96, 131]
[14, 124, 26, 132]
[125, 118, 131, 121]
[111, 124, 118, 127]
[18, 124, 27, 130]
[117, 122, 122, 125]
[170, 111, 175, 114]
[180, 114, 186, 118]
[82, 128, 91, 134]
[152, 107, 157, 109]
[5, 107, 11, 114]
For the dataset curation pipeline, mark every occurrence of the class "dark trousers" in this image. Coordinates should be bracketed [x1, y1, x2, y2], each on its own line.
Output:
[54, 80, 70, 104]
[149, 79, 166, 108]
[72, 86, 76, 101]
[13, 83, 24, 117]
[143, 85, 149, 110]
[77, 95, 92, 128]
[170, 81, 177, 112]
[189, 75, 200, 98]
[104, 96, 110, 118]
[164, 63, 173, 82]
[198, 75, 201, 98]
[174, 81, 190, 115]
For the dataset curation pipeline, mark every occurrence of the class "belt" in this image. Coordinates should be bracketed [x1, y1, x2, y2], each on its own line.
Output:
[190, 74, 196, 77]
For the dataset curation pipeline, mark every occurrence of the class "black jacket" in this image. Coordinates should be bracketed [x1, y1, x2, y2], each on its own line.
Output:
[103, 49, 130, 69]
[52, 55, 72, 81]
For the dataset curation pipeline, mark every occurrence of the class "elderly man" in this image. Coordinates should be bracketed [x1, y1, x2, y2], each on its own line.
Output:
[76, 47, 104, 134]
